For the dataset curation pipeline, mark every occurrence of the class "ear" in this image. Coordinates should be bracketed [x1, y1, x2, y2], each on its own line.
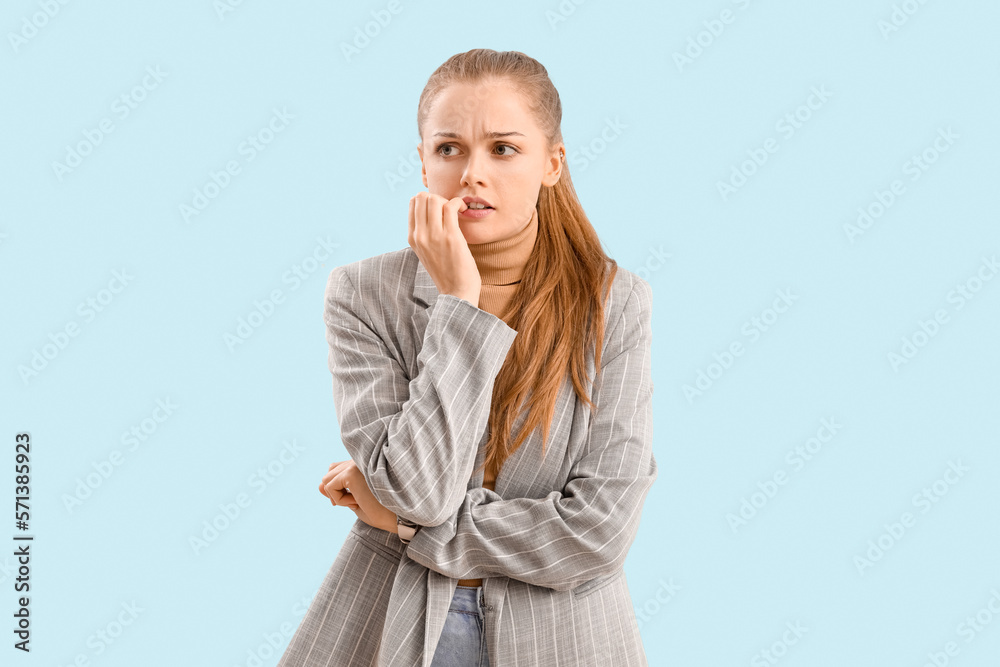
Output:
[417, 142, 428, 188]
[541, 143, 564, 187]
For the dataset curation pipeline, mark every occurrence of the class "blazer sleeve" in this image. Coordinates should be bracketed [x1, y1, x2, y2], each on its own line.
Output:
[404, 278, 657, 592]
[324, 265, 519, 527]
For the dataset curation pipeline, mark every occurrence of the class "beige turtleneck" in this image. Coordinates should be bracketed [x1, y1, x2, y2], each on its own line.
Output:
[456, 207, 538, 588]
[468, 208, 539, 322]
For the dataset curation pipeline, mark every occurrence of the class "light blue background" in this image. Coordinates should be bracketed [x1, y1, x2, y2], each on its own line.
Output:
[1, 1, 998, 665]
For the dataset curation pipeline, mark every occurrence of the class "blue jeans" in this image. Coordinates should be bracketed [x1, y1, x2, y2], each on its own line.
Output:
[429, 585, 490, 666]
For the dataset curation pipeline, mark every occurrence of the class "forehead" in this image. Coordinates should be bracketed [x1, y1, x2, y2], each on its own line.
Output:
[426, 80, 540, 139]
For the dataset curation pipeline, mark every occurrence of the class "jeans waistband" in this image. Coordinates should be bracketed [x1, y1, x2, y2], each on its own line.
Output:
[450, 586, 484, 614]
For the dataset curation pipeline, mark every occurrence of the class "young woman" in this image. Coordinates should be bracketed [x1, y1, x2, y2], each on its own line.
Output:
[278, 49, 657, 667]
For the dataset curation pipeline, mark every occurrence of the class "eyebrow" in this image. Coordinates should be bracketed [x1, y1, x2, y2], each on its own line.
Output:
[432, 131, 526, 139]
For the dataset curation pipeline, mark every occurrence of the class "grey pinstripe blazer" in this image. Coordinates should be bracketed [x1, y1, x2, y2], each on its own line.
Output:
[278, 245, 657, 666]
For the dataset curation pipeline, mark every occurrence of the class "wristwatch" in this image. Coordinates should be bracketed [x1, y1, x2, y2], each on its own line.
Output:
[396, 516, 419, 544]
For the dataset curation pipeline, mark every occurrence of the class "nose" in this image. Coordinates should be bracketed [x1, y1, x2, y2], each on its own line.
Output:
[460, 149, 488, 188]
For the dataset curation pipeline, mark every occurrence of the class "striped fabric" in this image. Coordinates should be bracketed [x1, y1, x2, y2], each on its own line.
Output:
[278, 246, 657, 666]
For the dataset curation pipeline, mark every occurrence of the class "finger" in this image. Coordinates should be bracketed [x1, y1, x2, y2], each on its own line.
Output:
[443, 197, 467, 235]
[324, 466, 351, 497]
[326, 483, 344, 504]
[324, 461, 347, 477]
[427, 194, 445, 235]
[328, 466, 351, 493]
[335, 491, 357, 508]
[331, 496, 356, 511]
[414, 192, 427, 248]
[325, 478, 353, 505]
[337, 466, 368, 501]
[318, 476, 345, 498]
[408, 195, 416, 246]
[321, 461, 351, 487]
[327, 470, 359, 505]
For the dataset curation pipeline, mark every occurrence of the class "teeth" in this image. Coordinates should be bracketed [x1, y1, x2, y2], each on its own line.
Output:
[467, 202, 489, 209]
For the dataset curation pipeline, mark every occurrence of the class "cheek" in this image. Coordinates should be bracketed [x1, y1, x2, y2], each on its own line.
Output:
[425, 162, 463, 184]
[498, 172, 537, 200]
[501, 164, 538, 186]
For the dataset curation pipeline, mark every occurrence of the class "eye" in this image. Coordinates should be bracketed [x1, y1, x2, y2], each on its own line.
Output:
[433, 143, 520, 158]
[435, 143, 458, 157]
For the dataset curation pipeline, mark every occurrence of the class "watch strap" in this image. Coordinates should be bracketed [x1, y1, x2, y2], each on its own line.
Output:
[396, 516, 419, 544]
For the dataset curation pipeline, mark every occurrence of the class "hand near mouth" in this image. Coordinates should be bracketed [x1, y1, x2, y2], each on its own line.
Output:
[408, 191, 482, 308]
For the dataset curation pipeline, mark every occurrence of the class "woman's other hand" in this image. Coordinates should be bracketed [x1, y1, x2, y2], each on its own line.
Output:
[320, 460, 399, 534]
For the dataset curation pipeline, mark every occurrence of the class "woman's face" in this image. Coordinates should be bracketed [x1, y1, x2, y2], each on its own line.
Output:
[417, 79, 564, 244]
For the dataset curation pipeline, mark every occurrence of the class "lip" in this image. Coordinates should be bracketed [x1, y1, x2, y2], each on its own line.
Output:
[462, 196, 493, 208]
[460, 206, 494, 220]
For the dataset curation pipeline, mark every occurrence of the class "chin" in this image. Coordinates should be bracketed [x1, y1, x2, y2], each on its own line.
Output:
[458, 226, 493, 244]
